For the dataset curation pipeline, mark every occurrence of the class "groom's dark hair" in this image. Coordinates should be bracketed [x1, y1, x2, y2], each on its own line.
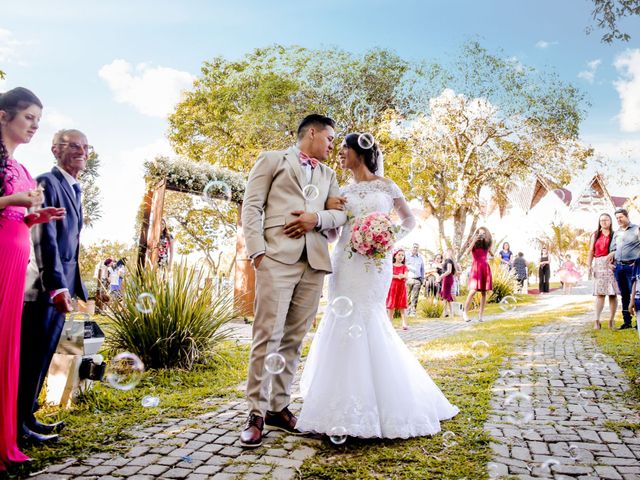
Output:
[297, 114, 335, 139]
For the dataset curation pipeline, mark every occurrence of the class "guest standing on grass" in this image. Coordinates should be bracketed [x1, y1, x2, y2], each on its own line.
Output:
[609, 208, 640, 330]
[462, 227, 493, 323]
[513, 252, 528, 293]
[587, 213, 619, 329]
[538, 247, 551, 293]
[439, 248, 456, 317]
[405, 243, 424, 317]
[0, 87, 65, 471]
[387, 249, 409, 330]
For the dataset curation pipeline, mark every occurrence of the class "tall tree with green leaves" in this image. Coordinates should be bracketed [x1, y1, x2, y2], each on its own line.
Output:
[78, 151, 102, 227]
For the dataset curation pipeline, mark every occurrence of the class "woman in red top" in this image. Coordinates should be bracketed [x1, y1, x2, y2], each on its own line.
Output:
[463, 227, 493, 322]
[586, 213, 619, 329]
[386, 249, 409, 330]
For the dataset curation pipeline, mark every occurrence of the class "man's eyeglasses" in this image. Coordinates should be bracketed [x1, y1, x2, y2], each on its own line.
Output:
[57, 142, 94, 155]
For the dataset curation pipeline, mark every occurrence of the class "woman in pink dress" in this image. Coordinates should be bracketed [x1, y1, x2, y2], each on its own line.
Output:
[0, 87, 64, 472]
[462, 227, 493, 322]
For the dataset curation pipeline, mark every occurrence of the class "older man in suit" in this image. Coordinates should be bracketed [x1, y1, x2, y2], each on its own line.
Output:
[240, 114, 347, 447]
[18, 129, 89, 446]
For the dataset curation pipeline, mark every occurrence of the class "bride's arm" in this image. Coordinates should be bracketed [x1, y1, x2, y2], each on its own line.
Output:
[393, 195, 416, 242]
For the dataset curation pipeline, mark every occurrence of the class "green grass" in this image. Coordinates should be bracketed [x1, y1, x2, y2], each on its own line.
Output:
[299, 304, 589, 480]
[7, 342, 248, 478]
[590, 314, 640, 410]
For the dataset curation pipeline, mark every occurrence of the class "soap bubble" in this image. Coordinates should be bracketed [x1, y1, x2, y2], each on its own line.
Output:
[203, 180, 232, 204]
[442, 430, 457, 448]
[540, 458, 561, 471]
[499, 295, 517, 312]
[504, 392, 534, 425]
[357, 133, 375, 150]
[347, 324, 363, 339]
[135, 293, 156, 314]
[141, 395, 160, 408]
[302, 184, 320, 201]
[265, 353, 286, 375]
[470, 340, 490, 360]
[105, 352, 145, 391]
[329, 426, 347, 445]
[331, 296, 354, 318]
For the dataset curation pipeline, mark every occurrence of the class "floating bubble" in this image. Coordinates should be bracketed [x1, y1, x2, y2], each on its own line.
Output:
[499, 295, 517, 312]
[264, 353, 286, 375]
[568, 444, 581, 460]
[302, 184, 320, 201]
[105, 352, 145, 391]
[135, 293, 156, 314]
[487, 462, 503, 479]
[357, 133, 375, 150]
[442, 430, 457, 448]
[593, 353, 606, 364]
[331, 296, 354, 318]
[540, 458, 561, 471]
[501, 369, 516, 378]
[470, 340, 490, 360]
[347, 324, 363, 339]
[553, 189, 566, 203]
[577, 390, 591, 407]
[504, 392, 534, 425]
[203, 180, 232, 204]
[353, 103, 374, 122]
[141, 395, 160, 407]
[329, 426, 347, 445]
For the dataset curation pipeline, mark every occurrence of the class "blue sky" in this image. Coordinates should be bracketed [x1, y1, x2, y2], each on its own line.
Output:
[1, 0, 639, 244]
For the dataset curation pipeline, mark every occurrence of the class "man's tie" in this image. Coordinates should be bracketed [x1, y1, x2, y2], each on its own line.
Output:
[73, 183, 82, 206]
[299, 151, 319, 169]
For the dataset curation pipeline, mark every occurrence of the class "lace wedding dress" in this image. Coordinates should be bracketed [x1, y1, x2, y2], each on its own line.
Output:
[297, 179, 459, 439]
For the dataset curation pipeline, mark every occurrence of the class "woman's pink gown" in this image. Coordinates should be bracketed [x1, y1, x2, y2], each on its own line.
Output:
[0, 158, 33, 470]
[468, 247, 492, 292]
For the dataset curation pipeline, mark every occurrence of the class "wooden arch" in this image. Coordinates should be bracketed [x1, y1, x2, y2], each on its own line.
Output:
[137, 157, 254, 316]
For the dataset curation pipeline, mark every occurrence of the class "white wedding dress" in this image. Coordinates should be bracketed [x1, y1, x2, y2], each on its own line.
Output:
[297, 179, 459, 439]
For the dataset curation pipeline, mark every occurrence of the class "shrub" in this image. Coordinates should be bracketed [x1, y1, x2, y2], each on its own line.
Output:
[418, 296, 445, 318]
[84, 279, 98, 300]
[489, 263, 519, 303]
[104, 262, 238, 370]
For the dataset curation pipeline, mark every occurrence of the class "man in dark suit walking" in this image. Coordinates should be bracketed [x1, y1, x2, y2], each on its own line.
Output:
[18, 129, 89, 446]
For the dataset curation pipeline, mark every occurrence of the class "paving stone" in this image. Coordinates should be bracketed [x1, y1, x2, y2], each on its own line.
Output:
[194, 465, 224, 475]
[138, 464, 170, 476]
[162, 467, 193, 478]
[594, 465, 623, 480]
[271, 467, 297, 480]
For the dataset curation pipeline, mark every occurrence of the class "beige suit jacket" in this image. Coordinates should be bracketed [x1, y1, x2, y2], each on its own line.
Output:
[242, 147, 346, 273]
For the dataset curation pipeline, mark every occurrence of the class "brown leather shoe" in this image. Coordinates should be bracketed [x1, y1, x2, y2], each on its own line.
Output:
[240, 414, 264, 448]
[265, 406, 302, 435]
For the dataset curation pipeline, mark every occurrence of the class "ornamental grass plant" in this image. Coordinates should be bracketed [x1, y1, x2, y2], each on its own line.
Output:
[104, 262, 238, 370]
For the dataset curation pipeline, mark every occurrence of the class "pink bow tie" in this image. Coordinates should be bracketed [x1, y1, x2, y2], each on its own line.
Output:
[299, 151, 319, 169]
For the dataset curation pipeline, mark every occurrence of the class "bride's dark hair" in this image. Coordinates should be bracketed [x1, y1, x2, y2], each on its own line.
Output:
[344, 132, 380, 174]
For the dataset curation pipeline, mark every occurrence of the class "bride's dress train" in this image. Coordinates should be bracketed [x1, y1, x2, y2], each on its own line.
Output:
[297, 179, 459, 439]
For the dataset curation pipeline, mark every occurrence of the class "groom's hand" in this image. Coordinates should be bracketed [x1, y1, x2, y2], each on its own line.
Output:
[325, 196, 347, 210]
[284, 211, 317, 239]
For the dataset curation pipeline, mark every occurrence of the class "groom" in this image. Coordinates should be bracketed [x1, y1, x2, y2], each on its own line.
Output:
[240, 114, 347, 447]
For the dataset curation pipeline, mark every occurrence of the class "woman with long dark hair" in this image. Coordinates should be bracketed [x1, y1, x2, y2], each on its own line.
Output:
[0, 87, 64, 471]
[586, 213, 619, 329]
[462, 227, 493, 322]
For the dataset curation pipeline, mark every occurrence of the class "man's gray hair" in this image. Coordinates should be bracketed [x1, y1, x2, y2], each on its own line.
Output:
[52, 129, 85, 145]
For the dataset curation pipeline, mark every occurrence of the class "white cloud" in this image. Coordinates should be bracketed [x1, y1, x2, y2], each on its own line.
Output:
[535, 40, 557, 49]
[578, 58, 602, 83]
[613, 49, 640, 133]
[98, 60, 194, 118]
[0, 28, 31, 65]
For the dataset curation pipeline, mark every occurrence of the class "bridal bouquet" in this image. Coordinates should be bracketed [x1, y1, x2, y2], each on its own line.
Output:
[349, 212, 396, 263]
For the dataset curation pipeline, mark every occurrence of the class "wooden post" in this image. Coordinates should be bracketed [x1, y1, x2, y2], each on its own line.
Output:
[234, 201, 255, 317]
[136, 180, 167, 268]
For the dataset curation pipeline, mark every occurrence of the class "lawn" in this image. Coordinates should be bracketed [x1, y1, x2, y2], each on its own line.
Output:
[299, 303, 590, 480]
[7, 342, 249, 479]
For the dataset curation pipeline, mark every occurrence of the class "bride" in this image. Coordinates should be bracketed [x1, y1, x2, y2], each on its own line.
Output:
[297, 133, 459, 439]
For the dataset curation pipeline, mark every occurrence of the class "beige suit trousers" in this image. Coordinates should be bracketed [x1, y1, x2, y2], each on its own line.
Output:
[246, 254, 324, 416]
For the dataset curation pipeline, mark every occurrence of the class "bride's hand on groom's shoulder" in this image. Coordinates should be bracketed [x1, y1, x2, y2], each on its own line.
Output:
[325, 196, 347, 211]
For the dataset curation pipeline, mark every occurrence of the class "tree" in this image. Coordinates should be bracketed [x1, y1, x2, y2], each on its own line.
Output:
[168, 45, 429, 181]
[78, 151, 102, 227]
[534, 222, 590, 266]
[587, 0, 640, 42]
[163, 191, 237, 276]
[400, 88, 591, 255]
